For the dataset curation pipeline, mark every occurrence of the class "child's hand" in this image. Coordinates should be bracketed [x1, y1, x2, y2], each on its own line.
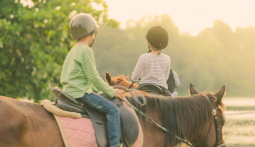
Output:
[114, 89, 125, 100]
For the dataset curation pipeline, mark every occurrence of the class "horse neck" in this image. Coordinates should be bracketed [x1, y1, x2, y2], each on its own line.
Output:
[130, 95, 214, 146]
[173, 96, 214, 141]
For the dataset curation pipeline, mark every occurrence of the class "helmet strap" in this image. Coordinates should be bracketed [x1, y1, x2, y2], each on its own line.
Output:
[147, 44, 152, 53]
[89, 34, 96, 47]
[89, 38, 95, 47]
[158, 50, 161, 55]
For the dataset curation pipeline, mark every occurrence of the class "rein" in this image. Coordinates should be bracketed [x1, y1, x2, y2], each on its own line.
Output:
[113, 85, 146, 106]
[128, 78, 141, 89]
[113, 85, 225, 147]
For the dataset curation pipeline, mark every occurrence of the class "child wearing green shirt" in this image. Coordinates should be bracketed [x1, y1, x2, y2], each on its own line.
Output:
[61, 13, 125, 147]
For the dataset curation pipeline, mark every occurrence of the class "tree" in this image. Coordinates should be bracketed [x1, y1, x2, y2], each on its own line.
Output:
[0, 0, 119, 102]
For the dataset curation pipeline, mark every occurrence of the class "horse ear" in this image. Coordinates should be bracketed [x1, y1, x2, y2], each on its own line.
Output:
[214, 85, 226, 103]
[125, 75, 130, 80]
[189, 83, 199, 95]
[105, 72, 112, 85]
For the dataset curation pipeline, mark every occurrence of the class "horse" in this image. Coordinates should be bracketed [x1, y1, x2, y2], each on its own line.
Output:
[105, 73, 227, 147]
[0, 96, 64, 147]
[0, 77, 226, 147]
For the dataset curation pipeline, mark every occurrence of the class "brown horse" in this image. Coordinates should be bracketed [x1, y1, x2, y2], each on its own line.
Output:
[0, 76, 226, 147]
[0, 96, 65, 147]
[105, 73, 227, 147]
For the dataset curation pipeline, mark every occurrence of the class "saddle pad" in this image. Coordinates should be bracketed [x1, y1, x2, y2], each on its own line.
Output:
[54, 115, 98, 147]
[52, 102, 143, 147]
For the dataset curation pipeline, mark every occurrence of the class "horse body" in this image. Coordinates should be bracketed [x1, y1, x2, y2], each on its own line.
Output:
[0, 96, 166, 147]
[0, 96, 64, 147]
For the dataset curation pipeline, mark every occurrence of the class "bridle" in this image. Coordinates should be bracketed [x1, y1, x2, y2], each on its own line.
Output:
[206, 95, 226, 147]
[183, 95, 226, 147]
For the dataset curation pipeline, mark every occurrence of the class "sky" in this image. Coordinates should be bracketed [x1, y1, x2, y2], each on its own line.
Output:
[103, 0, 255, 36]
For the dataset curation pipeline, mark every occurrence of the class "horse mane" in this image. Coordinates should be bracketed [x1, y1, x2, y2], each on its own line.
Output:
[126, 93, 225, 146]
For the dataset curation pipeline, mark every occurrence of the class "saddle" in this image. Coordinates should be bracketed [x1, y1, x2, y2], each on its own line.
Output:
[51, 87, 139, 147]
[136, 83, 164, 95]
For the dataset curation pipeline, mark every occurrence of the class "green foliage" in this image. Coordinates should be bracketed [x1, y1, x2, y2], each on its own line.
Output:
[0, 0, 119, 102]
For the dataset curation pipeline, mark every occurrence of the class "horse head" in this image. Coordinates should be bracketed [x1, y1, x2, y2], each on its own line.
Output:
[188, 83, 226, 147]
[105, 72, 138, 89]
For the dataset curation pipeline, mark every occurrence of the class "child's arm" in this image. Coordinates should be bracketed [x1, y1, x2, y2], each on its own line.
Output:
[78, 47, 115, 98]
[91, 85, 100, 93]
[165, 61, 170, 81]
[173, 70, 180, 88]
[131, 56, 145, 81]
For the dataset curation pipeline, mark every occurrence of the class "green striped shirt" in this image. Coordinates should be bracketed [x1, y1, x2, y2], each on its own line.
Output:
[60, 45, 115, 98]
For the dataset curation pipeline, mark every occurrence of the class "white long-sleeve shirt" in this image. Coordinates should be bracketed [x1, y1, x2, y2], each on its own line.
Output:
[131, 53, 171, 89]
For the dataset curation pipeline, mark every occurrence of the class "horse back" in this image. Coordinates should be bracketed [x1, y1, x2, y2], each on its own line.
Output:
[0, 96, 64, 147]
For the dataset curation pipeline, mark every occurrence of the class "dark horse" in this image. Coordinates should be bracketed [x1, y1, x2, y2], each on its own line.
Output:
[0, 76, 226, 147]
[105, 73, 227, 147]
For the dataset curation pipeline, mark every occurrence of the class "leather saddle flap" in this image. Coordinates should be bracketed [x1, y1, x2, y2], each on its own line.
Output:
[98, 93, 139, 147]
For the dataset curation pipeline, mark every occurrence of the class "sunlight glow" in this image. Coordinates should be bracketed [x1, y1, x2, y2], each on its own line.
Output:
[104, 0, 255, 35]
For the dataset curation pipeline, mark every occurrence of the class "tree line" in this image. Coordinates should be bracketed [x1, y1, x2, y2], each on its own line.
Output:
[93, 15, 255, 97]
[1, 0, 254, 102]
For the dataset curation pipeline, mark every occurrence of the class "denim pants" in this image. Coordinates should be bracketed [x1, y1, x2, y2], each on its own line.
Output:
[77, 93, 121, 147]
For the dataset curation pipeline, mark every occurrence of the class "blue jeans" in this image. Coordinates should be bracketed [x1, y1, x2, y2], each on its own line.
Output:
[77, 93, 121, 147]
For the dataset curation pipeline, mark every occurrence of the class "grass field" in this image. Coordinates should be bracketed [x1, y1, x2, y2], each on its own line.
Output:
[223, 97, 255, 147]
